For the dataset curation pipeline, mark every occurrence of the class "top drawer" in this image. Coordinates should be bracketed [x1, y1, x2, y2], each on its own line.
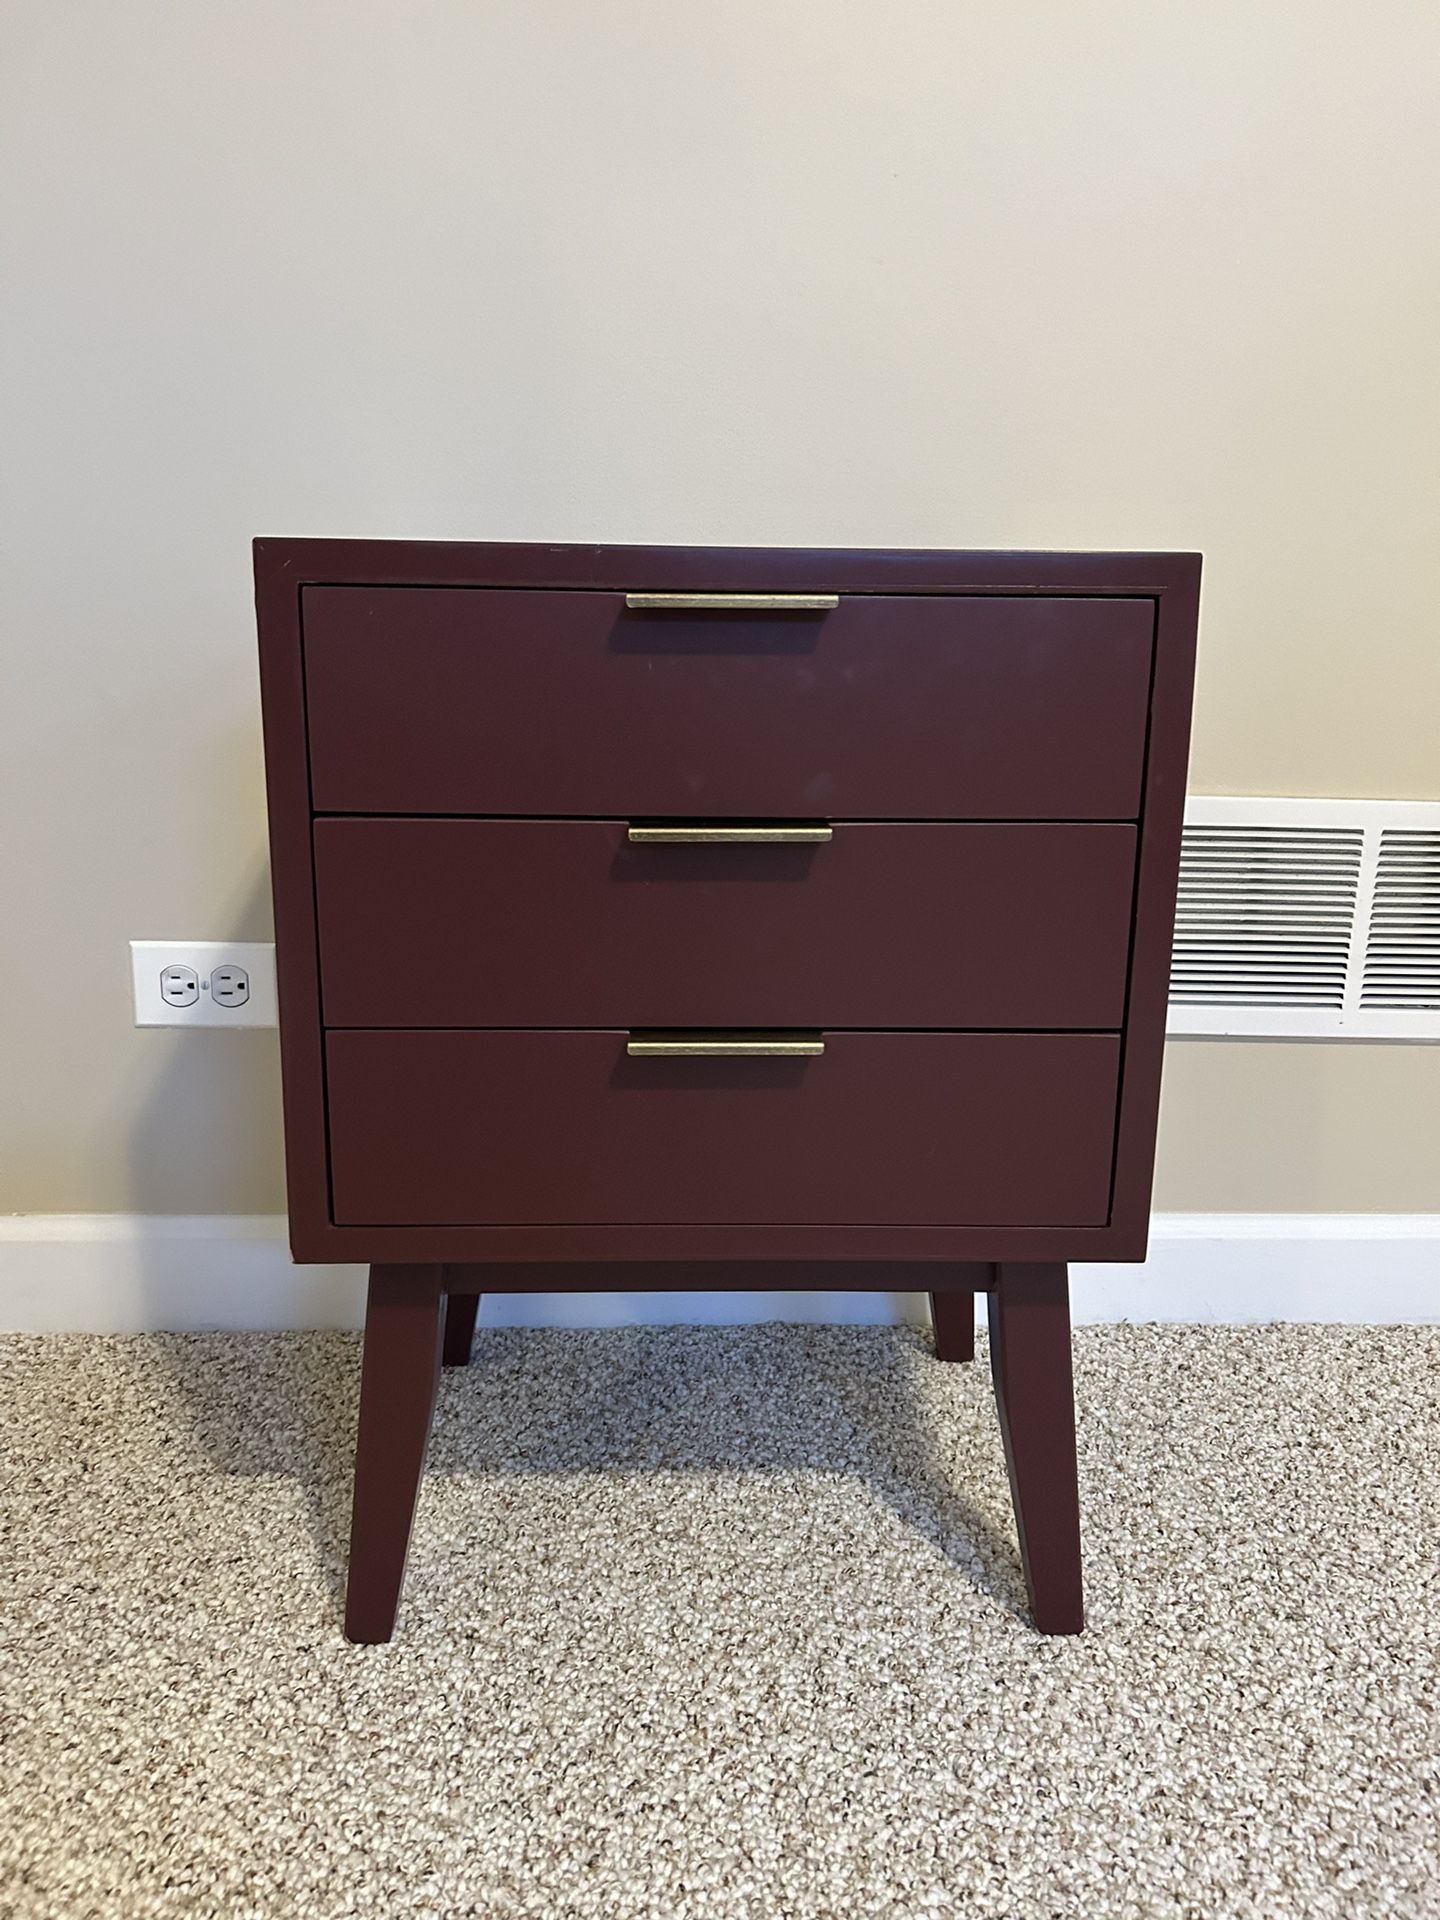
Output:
[303, 588, 1153, 819]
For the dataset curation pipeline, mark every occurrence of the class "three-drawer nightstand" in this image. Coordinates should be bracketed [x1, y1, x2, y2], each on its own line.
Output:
[255, 541, 1199, 1642]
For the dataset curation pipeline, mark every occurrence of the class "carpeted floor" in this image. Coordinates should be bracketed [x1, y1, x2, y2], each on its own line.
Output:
[0, 1324, 1436, 1919]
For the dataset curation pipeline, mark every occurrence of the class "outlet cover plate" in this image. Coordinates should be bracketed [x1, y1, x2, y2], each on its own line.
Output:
[131, 942, 278, 1028]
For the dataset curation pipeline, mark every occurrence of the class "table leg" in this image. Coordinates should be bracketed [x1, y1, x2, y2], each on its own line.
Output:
[929, 1277, 982, 1361]
[344, 1264, 445, 1644]
[442, 1281, 482, 1368]
[987, 1263, 1084, 1634]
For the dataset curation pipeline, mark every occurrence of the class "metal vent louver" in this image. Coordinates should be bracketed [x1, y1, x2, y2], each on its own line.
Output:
[1167, 800, 1440, 1040]
[1171, 825, 1361, 1010]
[1361, 831, 1440, 1011]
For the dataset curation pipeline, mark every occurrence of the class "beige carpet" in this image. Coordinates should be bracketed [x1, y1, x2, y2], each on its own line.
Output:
[1, 1324, 1436, 1919]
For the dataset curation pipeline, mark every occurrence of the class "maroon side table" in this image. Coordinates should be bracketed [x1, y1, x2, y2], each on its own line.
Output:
[255, 541, 1199, 1641]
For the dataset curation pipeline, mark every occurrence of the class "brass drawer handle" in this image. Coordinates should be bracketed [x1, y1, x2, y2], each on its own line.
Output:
[624, 592, 838, 611]
[626, 1032, 825, 1058]
[627, 823, 832, 844]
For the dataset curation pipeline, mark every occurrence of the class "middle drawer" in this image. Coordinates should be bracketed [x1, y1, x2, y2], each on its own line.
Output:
[314, 818, 1136, 1029]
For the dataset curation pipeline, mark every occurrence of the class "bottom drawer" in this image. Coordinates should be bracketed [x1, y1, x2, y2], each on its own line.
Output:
[325, 1030, 1120, 1228]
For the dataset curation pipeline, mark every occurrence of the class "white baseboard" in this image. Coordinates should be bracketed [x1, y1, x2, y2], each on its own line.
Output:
[0, 1214, 1435, 1333]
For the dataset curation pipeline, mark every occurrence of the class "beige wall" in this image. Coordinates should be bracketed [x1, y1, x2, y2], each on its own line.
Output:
[2, 1, 1437, 1216]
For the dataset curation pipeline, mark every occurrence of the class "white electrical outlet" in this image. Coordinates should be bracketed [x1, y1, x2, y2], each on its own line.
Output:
[131, 942, 278, 1027]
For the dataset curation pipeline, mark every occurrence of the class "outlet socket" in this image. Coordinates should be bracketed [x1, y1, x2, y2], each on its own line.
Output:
[131, 942, 277, 1027]
[160, 965, 200, 1008]
[210, 965, 250, 1008]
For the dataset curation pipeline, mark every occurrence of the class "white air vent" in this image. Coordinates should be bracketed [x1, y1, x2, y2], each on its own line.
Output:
[1167, 799, 1440, 1039]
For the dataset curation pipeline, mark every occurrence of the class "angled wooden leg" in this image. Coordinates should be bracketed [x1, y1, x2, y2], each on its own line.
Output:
[442, 1283, 482, 1368]
[987, 1263, 1083, 1635]
[930, 1272, 984, 1361]
[345, 1265, 445, 1644]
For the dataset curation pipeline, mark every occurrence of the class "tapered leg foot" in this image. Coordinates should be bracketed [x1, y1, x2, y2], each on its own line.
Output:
[930, 1286, 977, 1362]
[442, 1287, 482, 1367]
[345, 1265, 445, 1644]
[987, 1264, 1083, 1635]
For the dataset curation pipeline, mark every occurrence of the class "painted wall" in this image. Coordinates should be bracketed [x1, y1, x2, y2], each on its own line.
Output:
[3, 1, 1437, 1216]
